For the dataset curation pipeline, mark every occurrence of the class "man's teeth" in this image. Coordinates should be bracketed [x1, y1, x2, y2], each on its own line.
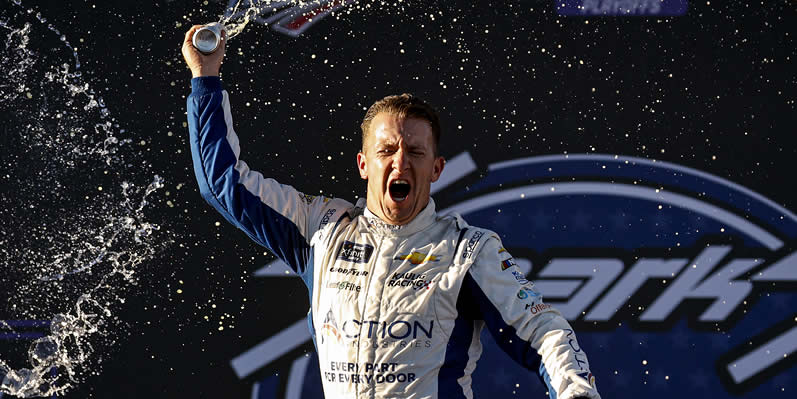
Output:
[393, 179, 409, 185]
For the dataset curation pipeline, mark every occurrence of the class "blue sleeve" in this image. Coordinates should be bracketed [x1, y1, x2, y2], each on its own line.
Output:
[186, 77, 348, 277]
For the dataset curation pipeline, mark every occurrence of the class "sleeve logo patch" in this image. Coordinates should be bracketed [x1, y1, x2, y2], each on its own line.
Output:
[501, 258, 517, 271]
[577, 371, 597, 388]
[517, 287, 540, 300]
[461, 231, 485, 259]
[511, 270, 530, 285]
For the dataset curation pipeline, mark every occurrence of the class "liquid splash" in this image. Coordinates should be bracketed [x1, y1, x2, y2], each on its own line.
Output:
[218, 0, 358, 40]
[0, 2, 167, 397]
[220, 0, 269, 39]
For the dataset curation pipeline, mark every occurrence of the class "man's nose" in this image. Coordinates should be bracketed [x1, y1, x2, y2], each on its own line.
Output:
[392, 149, 409, 171]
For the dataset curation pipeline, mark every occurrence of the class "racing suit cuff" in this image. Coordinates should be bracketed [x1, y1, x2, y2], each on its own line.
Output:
[190, 76, 222, 96]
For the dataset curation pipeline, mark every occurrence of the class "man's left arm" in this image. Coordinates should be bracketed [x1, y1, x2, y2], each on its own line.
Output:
[463, 236, 601, 399]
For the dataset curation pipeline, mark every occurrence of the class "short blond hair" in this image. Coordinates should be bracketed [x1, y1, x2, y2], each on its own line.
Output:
[360, 93, 441, 156]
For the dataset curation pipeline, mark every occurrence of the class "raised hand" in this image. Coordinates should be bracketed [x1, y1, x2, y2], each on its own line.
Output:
[181, 24, 226, 78]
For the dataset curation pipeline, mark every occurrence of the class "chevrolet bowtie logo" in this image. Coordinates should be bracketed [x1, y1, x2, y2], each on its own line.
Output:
[394, 252, 441, 265]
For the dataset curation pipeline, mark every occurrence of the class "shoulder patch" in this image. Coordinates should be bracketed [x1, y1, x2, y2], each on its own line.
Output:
[319, 208, 337, 229]
[461, 231, 485, 260]
[300, 193, 317, 204]
[500, 258, 517, 271]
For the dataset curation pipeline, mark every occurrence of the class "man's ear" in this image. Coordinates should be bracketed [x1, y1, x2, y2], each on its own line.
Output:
[430, 156, 445, 183]
[356, 151, 368, 180]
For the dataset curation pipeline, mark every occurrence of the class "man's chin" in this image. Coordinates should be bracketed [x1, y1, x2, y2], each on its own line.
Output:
[384, 204, 414, 225]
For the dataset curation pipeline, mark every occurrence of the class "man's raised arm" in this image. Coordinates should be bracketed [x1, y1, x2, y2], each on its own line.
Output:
[181, 26, 348, 278]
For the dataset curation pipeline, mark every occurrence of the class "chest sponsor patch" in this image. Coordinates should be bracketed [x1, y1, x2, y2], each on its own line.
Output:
[320, 309, 342, 345]
[328, 267, 369, 277]
[388, 272, 433, 290]
[337, 241, 374, 264]
[327, 281, 362, 293]
[393, 251, 441, 265]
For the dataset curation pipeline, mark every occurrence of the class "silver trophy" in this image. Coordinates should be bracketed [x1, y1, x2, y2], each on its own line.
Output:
[192, 22, 226, 54]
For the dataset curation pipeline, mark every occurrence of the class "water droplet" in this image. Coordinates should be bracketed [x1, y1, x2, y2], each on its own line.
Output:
[28, 337, 59, 367]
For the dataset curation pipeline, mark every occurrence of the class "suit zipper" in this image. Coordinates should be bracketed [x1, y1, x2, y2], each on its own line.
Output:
[356, 234, 384, 399]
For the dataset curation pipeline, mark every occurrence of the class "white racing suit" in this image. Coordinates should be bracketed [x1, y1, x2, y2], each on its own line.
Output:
[186, 77, 601, 399]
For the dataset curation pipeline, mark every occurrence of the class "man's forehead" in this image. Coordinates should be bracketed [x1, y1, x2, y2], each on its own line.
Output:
[370, 113, 432, 144]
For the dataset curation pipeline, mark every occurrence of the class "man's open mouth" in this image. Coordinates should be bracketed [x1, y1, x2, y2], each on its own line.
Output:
[389, 179, 411, 202]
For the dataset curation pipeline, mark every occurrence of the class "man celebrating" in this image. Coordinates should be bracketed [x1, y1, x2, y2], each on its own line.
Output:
[182, 25, 600, 399]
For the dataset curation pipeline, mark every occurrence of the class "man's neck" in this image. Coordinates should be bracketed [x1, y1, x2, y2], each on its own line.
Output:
[362, 197, 433, 227]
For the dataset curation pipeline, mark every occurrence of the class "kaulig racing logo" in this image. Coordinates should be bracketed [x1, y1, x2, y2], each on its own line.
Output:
[238, 153, 796, 398]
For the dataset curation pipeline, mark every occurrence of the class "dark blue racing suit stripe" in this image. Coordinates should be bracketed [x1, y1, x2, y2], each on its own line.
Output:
[438, 298, 475, 398]
[438, 227, 475, 397]
[461, 271, 552, 393]
[187, 76, 311, 277]
[305, 250, 317, 349]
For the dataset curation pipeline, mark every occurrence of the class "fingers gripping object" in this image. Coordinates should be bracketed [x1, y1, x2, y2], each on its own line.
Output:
[192, 22, 226, 54]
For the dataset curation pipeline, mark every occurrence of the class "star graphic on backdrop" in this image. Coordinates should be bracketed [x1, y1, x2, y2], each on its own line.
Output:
[629, 331, 651, 349]
[612, 370, 631, 388]
[766, 292, 793, 312]
[532, 209, 554, 230]
[651, 370, 672, 389]
[709, 333, 732, 351]
[688, 368, 710, 390]
[588, 332, 612, 351]
[491, 210, 514, 232]
[690, 214, 708, 230]
[570, 209, 592, 231]
[651, 213, 673, 232]
[668, 323, 692, 349]
[770, 372, 793, 392]
[610, 211, 629, 231]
